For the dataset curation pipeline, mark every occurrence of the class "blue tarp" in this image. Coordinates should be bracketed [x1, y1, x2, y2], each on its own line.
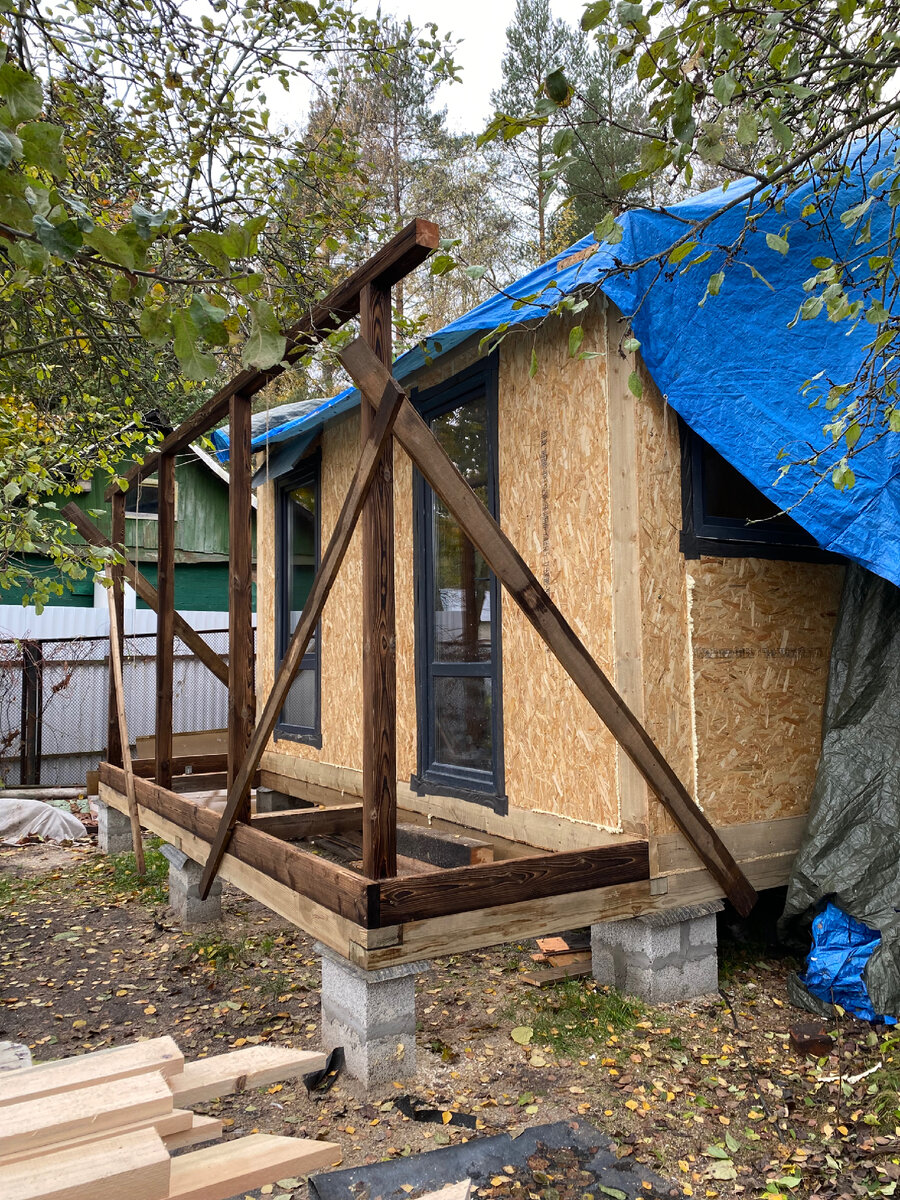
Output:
[219, 130, 900, 586]
[798, 902, 897, 1024]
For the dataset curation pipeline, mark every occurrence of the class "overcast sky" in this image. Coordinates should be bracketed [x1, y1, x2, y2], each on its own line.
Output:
[269, 0, 590, 135]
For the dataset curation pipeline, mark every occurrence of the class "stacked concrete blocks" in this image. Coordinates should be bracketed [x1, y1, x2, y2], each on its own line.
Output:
[96, 797, 134, 855]
[316, 943, 431, 1090]
[591, 901, 724, 1003]
[161, 843, 223, 926]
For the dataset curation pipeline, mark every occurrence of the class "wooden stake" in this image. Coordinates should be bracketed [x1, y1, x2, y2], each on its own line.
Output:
[155, 452, 176, 790]
[360, 282, 397, 880]
[339, 338, 757, 918]
[105, 569, 145, 874]
[197, 373, 406, 899]
[105, 492, 125, 768]
[228, 392, 254, 824]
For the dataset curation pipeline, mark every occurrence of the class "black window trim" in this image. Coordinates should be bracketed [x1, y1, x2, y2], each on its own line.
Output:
[411, 355, 507, 814]
[679, 418, 842, 564]
[274, 452, 322, 747]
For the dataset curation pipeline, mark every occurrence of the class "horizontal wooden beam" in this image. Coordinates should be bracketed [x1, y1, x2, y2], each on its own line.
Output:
[339, 339, 758, 918]
[376, 842, 650, 924]
[251, 804, 363, 839]
[61, 504, 230, 687]
[132, 754, 227, 778]
[107, 218, 439, 499]
[100, 763, 376, 925]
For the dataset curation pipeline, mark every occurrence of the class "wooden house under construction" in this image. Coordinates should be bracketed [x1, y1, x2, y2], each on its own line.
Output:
[81, 218, 850, 1013]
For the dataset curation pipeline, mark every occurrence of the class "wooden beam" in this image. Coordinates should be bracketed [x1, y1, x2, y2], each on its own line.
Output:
[167, 1133, 341, 1200]
[228, 392, 254, 824]
[196, 370, 406, 900]
[101, 764, 376, 925]
[376, 842, 650, 924]
[132, 753, 227, 778]
[106, 218, 439, 499]
[2, 1126, 171, 1200]
[105, 492, 125, 768]
[251, 804, 364, 839]
[155, 452, 176, 790]
[167, 1045, 327, 1106]
[0, 1037, 183, 1107]
[61, 504, 230, 686]
[360, 282, 397, 880]
[339, 339, 758, 918]
[105, 569, 145, 875]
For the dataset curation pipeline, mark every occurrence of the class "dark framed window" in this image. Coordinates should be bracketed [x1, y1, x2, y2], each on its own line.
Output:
[412, 357, 506, 811]
[274, 456, 321, 745]
[679, 420, 838, 562]
[125, 479, 161, 520]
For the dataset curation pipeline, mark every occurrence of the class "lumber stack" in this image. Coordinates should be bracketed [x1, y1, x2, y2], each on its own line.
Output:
[0, 1036, 341, 1200]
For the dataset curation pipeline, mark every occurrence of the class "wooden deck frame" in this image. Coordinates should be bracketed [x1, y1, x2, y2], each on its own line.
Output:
[94, 219, 757, 972]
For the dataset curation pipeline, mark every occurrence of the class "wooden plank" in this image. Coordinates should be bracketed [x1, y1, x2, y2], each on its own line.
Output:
[155, 452, 176, 790]
[521, 954, 593, 988]
[377, 842, 649, 924]
[339, 338, 758, 918]
[107, 219, 439, 498]
[197, 367, 407, 900]
[4, 1127, 170, 1200]
[99, 780, 368, 963]
[228, 392, 254, 824]
[0, 1069, 173, 1157]
[60, 503, 230, 687]
[0, 1109, 192, 1167]
[167, 1045, 327, 1106]
[101, 764, 375, 924]
[106, 492, 125, 768]
[171, 772, 229, 793]
[360, 281, 397, 880]
[132, 754, 227, 778]
[654, 813, 808, 875]
[251, 803, 364, 839]
[396, 822, 494, 867]
[106, 567, 145, 873]
[167, 1133, 342, 1200]
[162, 1114, 224, 1151]
[0, 1037, 183, 1107]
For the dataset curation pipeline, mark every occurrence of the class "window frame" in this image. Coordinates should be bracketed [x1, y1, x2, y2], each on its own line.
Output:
[274, 453, 322, 747]
[124, 478, 178, 522]
[679, 419, 840, 563]
[411, 356, 507, 813]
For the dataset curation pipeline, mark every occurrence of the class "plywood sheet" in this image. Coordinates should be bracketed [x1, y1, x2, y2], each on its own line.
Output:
[689, 556, 843, 825]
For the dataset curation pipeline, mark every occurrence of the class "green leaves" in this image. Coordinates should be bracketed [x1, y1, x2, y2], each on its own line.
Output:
[628, 370, 643, 398]
[569, 324, 585, 357]
[766, 232, 790, 256]
[32, 214, 82, 260]
[0, 62, 43, 123]
[243, 299, 287, 370]
[172, 309, 217, 381]
[544, 70, 571, 106]
[19, 123, 67, 179]
[84, 226, 136, 270]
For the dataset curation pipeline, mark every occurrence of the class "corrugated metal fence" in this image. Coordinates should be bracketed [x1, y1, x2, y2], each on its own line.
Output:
[0, 616, 254, 788]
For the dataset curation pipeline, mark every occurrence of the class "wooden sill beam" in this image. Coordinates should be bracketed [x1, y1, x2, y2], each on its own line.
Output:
[132, 753, 227, 778]
[61, 504, 230, 687]
[251, 804, 364, 839]
[338, 338, 757, 918]
[106, 218, 439, 499]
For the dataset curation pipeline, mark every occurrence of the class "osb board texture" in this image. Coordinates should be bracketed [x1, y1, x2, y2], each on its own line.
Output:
[689, 556, 843, 825]
[255, 479, 276, 699]
[498, 309, 620, 830]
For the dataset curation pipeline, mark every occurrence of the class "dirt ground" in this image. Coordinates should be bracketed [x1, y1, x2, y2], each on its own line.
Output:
[1, 838, 898, 1200]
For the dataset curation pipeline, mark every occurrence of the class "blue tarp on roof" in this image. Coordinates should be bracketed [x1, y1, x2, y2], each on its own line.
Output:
[219, 131, 900, 586]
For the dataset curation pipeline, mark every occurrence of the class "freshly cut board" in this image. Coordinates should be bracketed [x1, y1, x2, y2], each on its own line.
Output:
[167, 1044, 326, 1106]
[4, 1126, 171, 1200]
[167, 1133, 343, 1200]
[0, 1036, 183, 1107]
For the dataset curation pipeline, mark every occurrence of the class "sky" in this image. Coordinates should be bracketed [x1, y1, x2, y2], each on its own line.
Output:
[269, 0, 590, 135]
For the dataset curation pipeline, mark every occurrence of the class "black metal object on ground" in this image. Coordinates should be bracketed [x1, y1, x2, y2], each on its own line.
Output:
[308, 1119, 677, 1200]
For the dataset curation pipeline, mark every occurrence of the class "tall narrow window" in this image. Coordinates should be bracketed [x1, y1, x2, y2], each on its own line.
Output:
[275, 458, 321, 744]
[414, 359, 504, 809]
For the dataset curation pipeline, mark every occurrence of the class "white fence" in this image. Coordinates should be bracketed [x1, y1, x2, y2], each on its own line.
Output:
[0, 607, 255, 788]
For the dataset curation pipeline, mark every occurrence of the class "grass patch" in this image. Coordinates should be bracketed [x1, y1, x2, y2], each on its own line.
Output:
[514, 977, 644, 1054]
[84, 836, 169, 905]
[870, 1031, 900, 1124]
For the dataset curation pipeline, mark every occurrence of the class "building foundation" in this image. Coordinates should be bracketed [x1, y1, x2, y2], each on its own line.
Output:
[591, 901, 724, 1003]
[96, 797, 134, 855]
[161, 843, 223, 926]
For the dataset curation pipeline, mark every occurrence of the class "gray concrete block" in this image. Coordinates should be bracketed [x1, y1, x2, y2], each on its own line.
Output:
[316, 944, 430, 1090]
[96, 798, 134, 855]
[591, 901, 723, 1003]
[255, 787, 306, 813]
[164, 846, 222, 926]
[0, 1041, 31, 1072]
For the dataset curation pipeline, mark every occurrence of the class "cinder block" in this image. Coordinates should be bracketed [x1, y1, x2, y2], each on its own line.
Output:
[161, 844, 222, 926]
[255, 786, 306, 813]
[591, 901, 723, 1004]
[96, 798, 133, 855]
[316, 944, 430, 1090]
[0, 1041, 31, 1072]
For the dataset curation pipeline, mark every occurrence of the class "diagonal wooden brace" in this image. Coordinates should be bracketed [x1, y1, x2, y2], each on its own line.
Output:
[61, 503, 230, 687]
[339, 338, 758, 918]
[197, 373, 407, 898]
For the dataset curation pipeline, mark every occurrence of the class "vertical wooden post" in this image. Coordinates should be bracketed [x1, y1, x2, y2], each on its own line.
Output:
[359, 282, 397, 879]
[19, 640, 42, 786]
[155, 453, 176, 790]
[106, 492, 126, 768]
[106, 569, 145, 875]
[228, 392, 254, 823]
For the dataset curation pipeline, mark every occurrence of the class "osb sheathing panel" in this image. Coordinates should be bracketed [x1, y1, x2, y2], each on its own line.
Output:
[255, 478, 276, 701]
[498, 311, 620, 830]
[690, 556, 843, 825]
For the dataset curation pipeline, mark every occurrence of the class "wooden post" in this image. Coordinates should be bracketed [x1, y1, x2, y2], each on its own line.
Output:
[155, 453, 176, 790]
[228, 393, 254, 824]
[19, 640, 42, 786]
[360, 282, 397, 880]
[106, 492, 126, 768]
[106, 570, 145, 875]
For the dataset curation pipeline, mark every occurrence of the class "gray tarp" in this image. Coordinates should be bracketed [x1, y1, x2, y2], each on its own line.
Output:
[781, 564, 900, 1018]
